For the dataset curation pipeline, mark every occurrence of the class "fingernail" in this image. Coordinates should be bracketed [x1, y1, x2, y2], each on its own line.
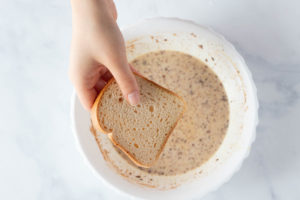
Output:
[128, 91, 140, 106]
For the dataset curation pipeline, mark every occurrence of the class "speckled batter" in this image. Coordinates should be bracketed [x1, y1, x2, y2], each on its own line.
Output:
[116, 50, 229, 176]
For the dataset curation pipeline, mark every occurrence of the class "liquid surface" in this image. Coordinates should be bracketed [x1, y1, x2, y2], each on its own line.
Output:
[108, 50, 229, 176]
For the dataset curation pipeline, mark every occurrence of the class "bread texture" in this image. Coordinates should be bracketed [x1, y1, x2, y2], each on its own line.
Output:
[91, 73, 185, 168]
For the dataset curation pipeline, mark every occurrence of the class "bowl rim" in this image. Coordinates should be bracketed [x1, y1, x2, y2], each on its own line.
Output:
[70, 17, 259, 199]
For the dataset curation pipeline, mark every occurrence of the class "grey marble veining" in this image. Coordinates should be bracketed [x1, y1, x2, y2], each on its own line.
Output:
[0, 0, 299, 200]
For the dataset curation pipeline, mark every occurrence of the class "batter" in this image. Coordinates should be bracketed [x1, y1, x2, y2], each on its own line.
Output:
[110, 50, 230, 176]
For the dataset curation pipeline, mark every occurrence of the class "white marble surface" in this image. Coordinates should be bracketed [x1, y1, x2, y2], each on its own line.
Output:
[0, 0, 299, 199]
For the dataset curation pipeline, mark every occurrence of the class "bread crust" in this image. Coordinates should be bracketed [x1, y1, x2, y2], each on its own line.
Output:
[90, 72, 186, 168]
[91, 77, 116, 134]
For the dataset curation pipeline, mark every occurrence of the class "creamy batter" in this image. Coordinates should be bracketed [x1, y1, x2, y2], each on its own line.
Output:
[110, 50, 230, 176]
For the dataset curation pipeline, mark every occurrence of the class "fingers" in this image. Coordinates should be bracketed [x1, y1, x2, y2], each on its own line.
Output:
[69, 55, 103, 110]
[102, 70, 113, 82]
[70, 72, 107, 110]
[98, 25, 140, 106]
[69, 67, 98, 110]
[106, 0, 118, 20]
[109, 63, 140, 106]
[94, 79, 107, 93]
[129, 63, 141, 75]
[77, 87, 98, 110]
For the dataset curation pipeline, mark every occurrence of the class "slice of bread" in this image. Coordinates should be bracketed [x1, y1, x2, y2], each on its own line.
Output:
[91, 73, 185, 168]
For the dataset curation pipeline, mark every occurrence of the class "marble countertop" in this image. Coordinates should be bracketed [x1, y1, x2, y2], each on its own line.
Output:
[0, 0, 299, 199]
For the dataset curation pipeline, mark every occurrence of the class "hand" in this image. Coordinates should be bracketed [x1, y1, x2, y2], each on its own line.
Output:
[69, 0, 140, 110]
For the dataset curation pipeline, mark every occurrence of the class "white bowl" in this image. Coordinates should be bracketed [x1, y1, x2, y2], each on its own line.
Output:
[71, 17, 259, 199]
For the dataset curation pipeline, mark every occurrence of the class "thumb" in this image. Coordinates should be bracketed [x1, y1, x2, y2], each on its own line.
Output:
[109, 63, 140, 106]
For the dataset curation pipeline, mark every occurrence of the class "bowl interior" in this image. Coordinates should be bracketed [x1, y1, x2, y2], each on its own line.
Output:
[71, 18, 258, 200]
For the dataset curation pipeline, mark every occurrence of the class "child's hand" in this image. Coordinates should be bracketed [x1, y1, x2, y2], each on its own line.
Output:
[69, 0, 139, 110]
